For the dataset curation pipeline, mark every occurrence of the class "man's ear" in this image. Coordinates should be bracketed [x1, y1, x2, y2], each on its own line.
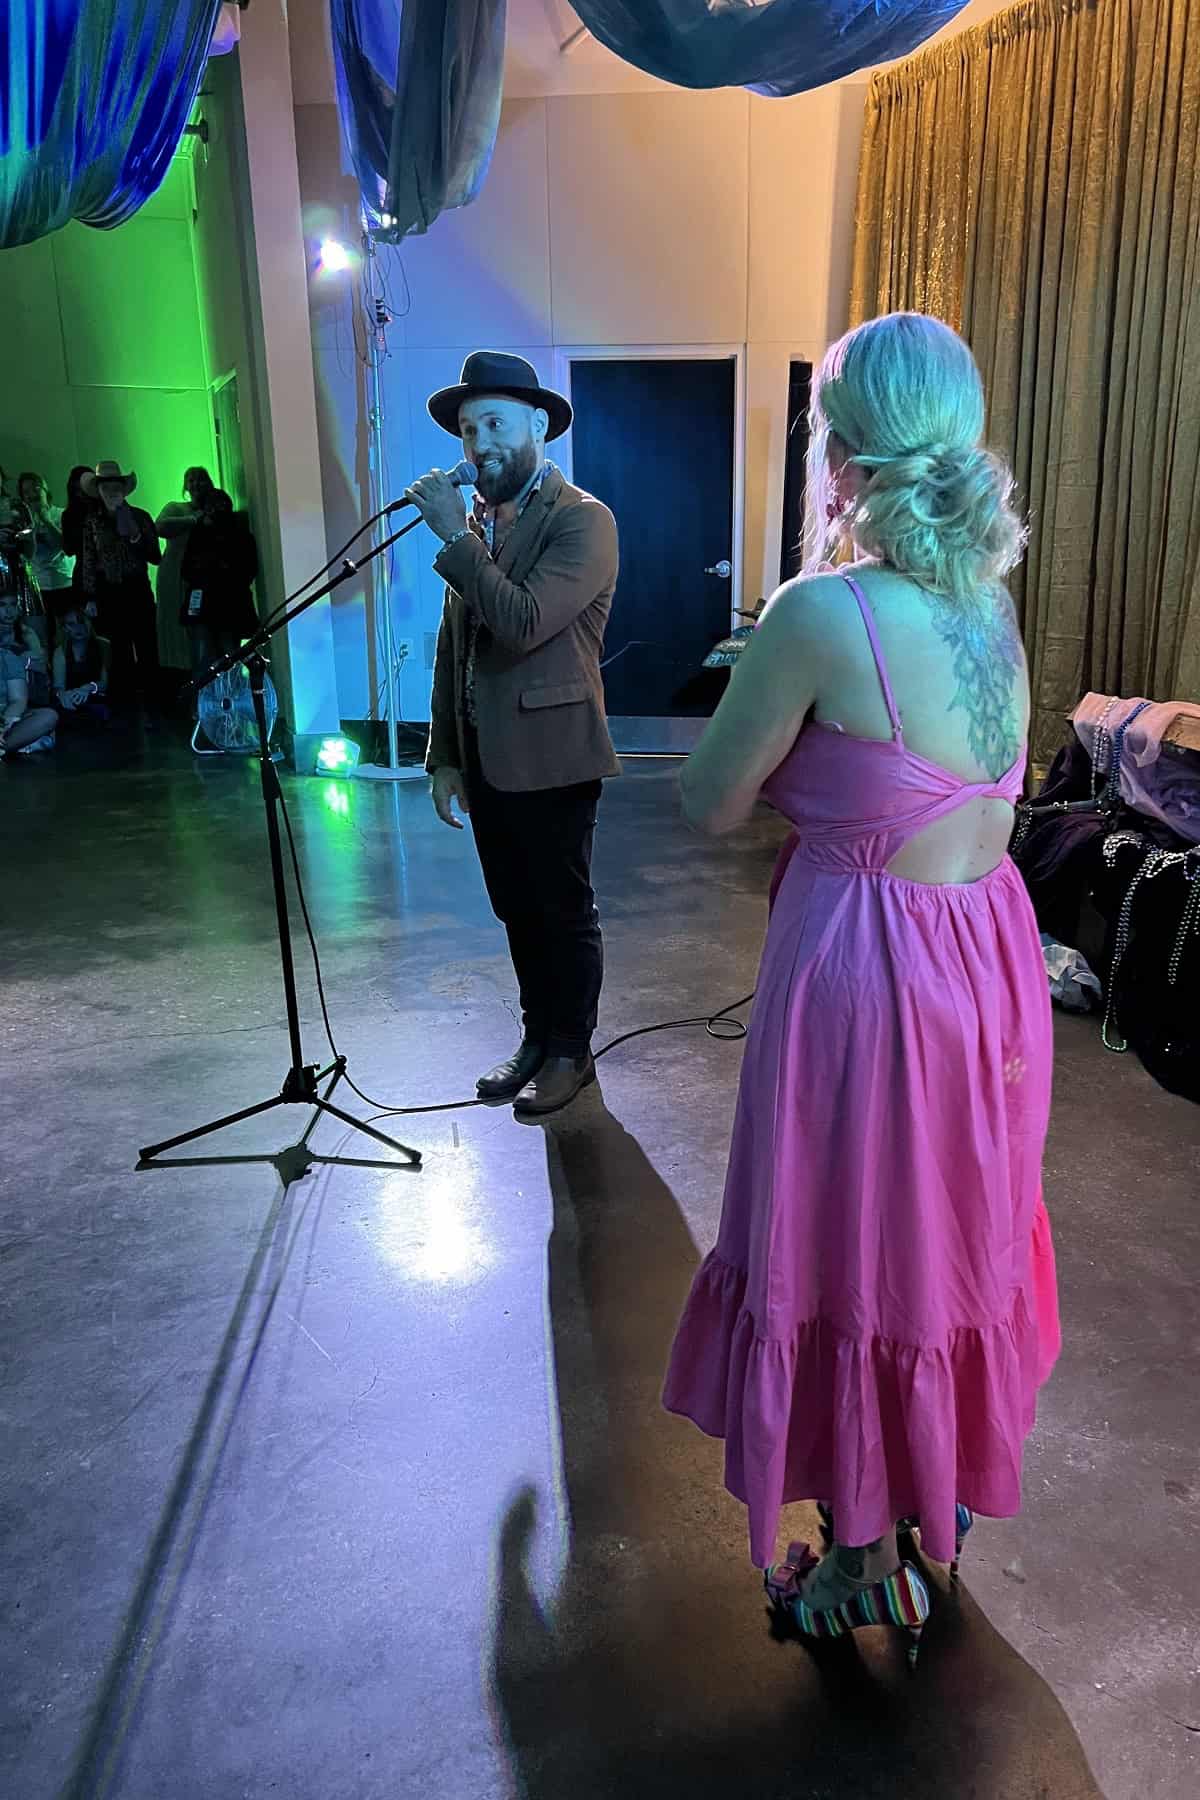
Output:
[532, 407, 549, 445]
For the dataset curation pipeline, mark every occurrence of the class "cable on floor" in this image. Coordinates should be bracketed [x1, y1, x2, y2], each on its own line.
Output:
[274, 778, 755, 1119]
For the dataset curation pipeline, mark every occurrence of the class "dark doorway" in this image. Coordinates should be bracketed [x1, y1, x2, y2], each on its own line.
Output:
[567, 357, 737, 733]
[779, 359, 812, 585]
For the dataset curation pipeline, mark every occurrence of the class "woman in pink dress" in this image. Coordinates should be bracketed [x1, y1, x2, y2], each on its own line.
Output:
[663, 313, 1060, 1667]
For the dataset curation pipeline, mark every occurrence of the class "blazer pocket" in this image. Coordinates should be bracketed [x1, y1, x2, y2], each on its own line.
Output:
[520, 681, 589, 710]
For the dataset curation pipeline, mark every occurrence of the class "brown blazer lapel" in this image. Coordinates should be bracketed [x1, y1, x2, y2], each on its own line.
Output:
[496, 469, 562, 581]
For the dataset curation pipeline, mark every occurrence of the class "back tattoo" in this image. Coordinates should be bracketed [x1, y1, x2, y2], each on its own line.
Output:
[928, 590, 1023, 778]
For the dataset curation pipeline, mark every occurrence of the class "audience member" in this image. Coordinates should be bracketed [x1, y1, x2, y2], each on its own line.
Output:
[77, 461, 162, 709]
[0, 467, 48, 658]
[0, 592, 57, 757]
[0, 465, 32, 538]
[60, 466, 98, 587]
[156, 466, 215, 676]
[18, 472, 73, 611]
[52, 604, 111, 728]
[180, 488, 259, 677]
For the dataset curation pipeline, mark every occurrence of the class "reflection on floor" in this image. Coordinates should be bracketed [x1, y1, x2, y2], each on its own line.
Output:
[2, 734, 1197, 1800]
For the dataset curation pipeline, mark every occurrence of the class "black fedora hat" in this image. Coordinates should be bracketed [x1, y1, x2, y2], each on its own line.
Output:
[427, 352, 572, 442]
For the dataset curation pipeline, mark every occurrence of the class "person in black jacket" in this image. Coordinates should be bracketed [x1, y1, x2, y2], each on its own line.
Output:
[77, 461, 162, 708]
[179, 488, 258, 677]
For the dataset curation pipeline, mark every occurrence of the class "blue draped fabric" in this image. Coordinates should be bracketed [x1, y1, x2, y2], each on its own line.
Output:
[0, 1, 222, 248]
[330, 0, 507, 239]
[570, 0, 968, 97]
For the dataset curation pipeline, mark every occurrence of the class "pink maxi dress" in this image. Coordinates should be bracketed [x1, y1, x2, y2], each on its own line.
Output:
[663, 574, 1061, 1567]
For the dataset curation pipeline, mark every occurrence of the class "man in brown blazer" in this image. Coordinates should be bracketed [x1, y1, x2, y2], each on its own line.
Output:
[407, 353, 621, 1118]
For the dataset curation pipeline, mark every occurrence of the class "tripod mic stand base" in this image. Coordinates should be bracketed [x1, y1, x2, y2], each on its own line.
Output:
[136, 1057, 422, 1170]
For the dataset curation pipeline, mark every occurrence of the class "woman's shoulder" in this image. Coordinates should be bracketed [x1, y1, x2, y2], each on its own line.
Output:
[754, 565, 868, 642]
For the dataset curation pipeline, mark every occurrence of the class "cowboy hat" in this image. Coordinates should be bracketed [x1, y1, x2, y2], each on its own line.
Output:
[80, 460, 137, 497]
[427, 352, 572, 442]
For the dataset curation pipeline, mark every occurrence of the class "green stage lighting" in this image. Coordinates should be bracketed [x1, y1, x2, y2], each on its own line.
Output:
[315, 736, 360, 775]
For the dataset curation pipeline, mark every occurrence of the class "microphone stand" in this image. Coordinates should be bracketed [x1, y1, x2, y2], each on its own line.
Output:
[137, 514, 427, 1171]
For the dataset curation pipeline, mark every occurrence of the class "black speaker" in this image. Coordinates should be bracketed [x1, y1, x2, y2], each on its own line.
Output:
[779, 360, 813, 585]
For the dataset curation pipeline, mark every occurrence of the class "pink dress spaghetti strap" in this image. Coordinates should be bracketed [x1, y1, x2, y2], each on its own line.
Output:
[663, 574, 1060, 1567]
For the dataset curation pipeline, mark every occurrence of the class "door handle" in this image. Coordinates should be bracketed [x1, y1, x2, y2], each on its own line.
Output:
[705, 560, 732, 579]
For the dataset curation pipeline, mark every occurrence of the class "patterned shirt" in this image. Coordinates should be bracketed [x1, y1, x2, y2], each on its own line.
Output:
[80, 505, 160, 594]
[463, 462, 554, 728]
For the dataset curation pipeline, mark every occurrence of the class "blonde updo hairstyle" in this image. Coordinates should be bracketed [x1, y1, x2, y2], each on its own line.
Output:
[805, 312, 1025, 606]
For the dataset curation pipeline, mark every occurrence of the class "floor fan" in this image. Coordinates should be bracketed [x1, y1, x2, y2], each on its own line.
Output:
[193, 659, 277, 756]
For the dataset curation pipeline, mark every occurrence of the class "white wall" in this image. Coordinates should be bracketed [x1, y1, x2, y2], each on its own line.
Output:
[295, 80, 867, 721]
[287, 0, 1011, 725]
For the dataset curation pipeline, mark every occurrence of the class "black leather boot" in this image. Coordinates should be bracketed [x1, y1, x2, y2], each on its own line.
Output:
[476, 1039, 546, 1100]
[513, 1053, 596, 1119]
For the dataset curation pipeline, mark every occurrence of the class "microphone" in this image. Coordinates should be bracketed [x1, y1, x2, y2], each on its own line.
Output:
[387, 459, 477, 514]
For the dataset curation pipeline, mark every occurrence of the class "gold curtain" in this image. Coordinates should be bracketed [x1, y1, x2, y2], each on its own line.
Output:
[851, 0, 1200, 763]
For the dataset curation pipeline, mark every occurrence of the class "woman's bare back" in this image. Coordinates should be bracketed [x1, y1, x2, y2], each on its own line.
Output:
[810, 563, 1030, 885]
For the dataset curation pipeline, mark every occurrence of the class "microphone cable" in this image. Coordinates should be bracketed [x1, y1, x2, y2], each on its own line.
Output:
[274, 780, 754, 1120]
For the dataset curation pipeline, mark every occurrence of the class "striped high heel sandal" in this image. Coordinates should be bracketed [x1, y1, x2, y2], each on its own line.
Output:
[764, 1540, 933, 1671]
[816, 1502, 975, 1584]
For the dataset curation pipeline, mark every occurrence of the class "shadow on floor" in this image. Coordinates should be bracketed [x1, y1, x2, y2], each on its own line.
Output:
[60, 1159, 322, 1800]
[489, 1085, 1104, 1800]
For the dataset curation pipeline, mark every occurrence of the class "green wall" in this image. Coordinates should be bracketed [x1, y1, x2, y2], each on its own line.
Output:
[0, 156, 216, 515]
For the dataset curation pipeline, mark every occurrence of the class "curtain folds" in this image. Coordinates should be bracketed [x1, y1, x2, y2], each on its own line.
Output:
[330, 0, 507, 239]
[0, 0, 222, 247]
[569, 1, 969, 98]
[851, 0, 1200, 762]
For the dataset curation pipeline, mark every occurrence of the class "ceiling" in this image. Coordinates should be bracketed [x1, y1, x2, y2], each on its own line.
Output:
[503, 0, 1018, 97]
[288, 0, 1019, 110]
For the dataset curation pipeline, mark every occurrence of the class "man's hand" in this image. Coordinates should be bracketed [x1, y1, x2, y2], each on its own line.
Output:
[431, 766, 469, 830]
[406, 470, 469, 544]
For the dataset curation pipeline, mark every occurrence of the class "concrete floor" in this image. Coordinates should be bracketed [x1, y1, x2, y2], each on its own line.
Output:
[2, 733, 1198, 1800]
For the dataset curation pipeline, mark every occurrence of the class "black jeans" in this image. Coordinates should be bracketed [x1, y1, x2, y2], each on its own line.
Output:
[93, 579, 159, 705]
[466, 732, 604, 1058]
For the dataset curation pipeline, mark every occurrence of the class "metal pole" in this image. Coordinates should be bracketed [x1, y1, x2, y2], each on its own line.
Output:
[364, 231, 399, 771]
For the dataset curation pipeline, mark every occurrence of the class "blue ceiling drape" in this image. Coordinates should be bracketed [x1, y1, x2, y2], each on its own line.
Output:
[330, 0, 507, 240]
[0, 0, 222, 248]
[329, 1, 967, 239]
[568, 0, 967, 99]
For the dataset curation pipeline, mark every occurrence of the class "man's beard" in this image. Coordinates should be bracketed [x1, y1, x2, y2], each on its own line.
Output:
[474, 437, 538, 506]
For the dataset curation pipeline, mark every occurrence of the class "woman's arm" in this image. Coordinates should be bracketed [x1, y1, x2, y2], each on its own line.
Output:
[156, 502, 197, 539]
[52, 646, 66, 695]
[680, 579, 827, 836]
[3, 675, 29, 729]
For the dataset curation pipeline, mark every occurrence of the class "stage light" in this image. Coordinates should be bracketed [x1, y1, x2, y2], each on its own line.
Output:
[316, 238, 351, 274]
[315, 735, 360, 775]
[380, 212, 395, 230]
